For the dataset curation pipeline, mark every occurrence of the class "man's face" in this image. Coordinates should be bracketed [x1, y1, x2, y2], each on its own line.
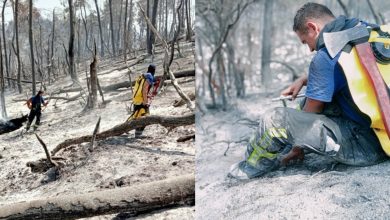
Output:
[295, 21, 321, 52]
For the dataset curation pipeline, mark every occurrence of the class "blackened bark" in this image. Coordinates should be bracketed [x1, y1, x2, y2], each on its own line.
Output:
[15, 0, 22, 93]
[2, 0, 9, 87]
[109, 0, 116, 56]
[94, 0, 105, 57]
[29, 0, 36, 94]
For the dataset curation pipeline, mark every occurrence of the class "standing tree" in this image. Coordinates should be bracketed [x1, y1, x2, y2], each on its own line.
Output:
[128, 0, 134, 53]
[14, 0, 22, 93]
[68, 0, 79, 82]
[47, 9, 56, 84]
[164, 0, 168, 39]
[94, 0, 105, 57]
[86, 42, 98, 109]
[0, 26, 6, 118]
[108, 0, 116, 56]
[146, 0, 151, 54]
[260, 0, 273, 89]
[29, 0, 36, 94]
[2, 0, 9, 87]
[148, 0, 159, 55]
[116, 0, 123, 53]
[185, 0, 192, 40]
[123, 0, 128, 61]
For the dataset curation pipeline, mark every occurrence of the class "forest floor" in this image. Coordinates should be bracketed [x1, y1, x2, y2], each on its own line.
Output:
[0, 40, 195, 219]
[196, 91, 390, 219]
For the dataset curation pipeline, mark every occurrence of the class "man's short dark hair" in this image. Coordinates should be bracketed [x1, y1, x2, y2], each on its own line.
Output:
[37, 90, 44, 96]
[293, 2, 335, 33]
[147, 64, 156, 75]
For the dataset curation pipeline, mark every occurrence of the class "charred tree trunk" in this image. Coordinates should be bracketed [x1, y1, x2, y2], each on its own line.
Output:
[146, 0, 151, 54]
[185, 0, 192, 40]
[48, 9, 56, 85]
[149, 0, 159, 54]
[29, 0, 36, 95]
[68, 0, 78, 82]
[0, 175, 194, 220]
[116, 0, 123, 53]
[88, 42, 98, 108]
[2, 0, 9, 88]
[109, 0, 116, 56]
[128, 0, 134, 52]
[14, 0, 22, 93]
[38, 21, 44, 83]
[164, 0, 168, 39]
[77, 18, 81, 73]
[94, 0, 105, 57]
[123, 0, 129, 62]
[261, 0, 273, 89]
[80, 4, 90, 54]
[0, 23, 6, 118]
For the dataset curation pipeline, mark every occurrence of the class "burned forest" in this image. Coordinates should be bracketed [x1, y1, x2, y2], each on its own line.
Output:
[0, 0, 195, 219]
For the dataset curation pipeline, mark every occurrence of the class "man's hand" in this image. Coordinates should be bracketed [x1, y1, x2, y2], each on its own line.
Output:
[281, 75, 307, 100]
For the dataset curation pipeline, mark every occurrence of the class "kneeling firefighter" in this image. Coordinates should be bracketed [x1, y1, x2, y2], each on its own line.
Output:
[229, 2, 390, 179]
[128, 64, 160, 138]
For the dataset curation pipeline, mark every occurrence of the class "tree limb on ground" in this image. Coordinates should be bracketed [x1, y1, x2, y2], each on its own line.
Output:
[0, 175, 194, 220]
[51, 113, 195, 155]
[35, 134, 57, 167]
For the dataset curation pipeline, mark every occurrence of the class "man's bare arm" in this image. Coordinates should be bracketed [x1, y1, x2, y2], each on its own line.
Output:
[303, 98, 325, 113]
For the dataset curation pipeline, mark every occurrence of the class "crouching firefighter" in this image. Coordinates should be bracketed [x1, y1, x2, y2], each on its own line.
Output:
[26, 90, 49, 131]
[127, 64, 160, 138]
[229, 2, 390, 179]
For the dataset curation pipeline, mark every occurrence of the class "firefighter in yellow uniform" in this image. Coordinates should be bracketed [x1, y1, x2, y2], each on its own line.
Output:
[128, 64, 156, 138]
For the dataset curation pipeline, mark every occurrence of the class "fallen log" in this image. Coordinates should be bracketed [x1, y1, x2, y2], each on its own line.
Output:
[101, 69, 195, 92]
[102, 81, 132, 92]
[0, 175, 194, 220]
[52, 113, 195, 155]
